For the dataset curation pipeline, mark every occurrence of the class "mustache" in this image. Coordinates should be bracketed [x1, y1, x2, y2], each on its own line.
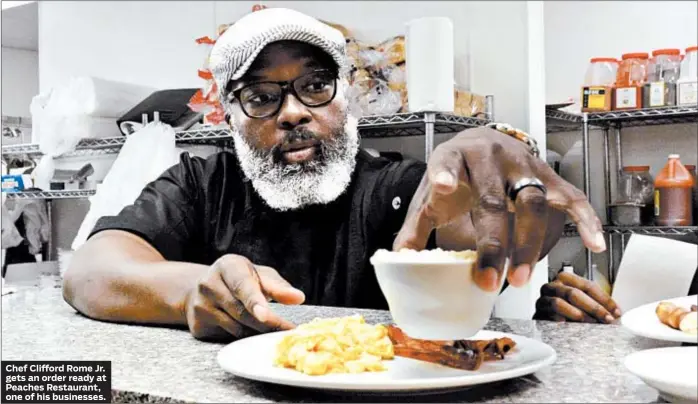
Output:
[280, 128, 320, 147]
[271, 129, 325, 162]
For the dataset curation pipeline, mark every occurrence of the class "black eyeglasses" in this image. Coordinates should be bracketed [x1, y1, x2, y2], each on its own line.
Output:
[229, 69, 338, 119]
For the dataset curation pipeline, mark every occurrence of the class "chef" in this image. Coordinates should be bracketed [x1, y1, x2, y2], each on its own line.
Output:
[62, 8, 606, 341]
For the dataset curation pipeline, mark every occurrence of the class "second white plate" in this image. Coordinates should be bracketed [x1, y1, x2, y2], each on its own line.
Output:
[621, 295, 698, 343]
[217, 329, 556, 392]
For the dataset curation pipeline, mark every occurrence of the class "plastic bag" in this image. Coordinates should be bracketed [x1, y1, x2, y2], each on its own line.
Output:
[21, 199, 50, 255]
[47, 76, 153, 118]
[1, 203, 23, 250]
[71, 122, 182, 250]
[344, 36, 407, 116]
[30, 77, 153, 190]
[347, 78, 402, 117]
[32, 156, 56, 191]
[454, 87, 487, 118]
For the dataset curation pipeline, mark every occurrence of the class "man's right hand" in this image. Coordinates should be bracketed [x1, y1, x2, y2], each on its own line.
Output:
[184, 254, 305, 341]
[534, 272, 621, 324]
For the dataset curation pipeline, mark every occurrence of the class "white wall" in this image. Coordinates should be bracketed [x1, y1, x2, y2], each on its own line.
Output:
[544, 1, 698, 280]
[1, 47, 38, 117]
[38, 1, 215, 92]
[39, 1, 533, 128]
[39, 1, 472, 92]
[545, 1, 698, 104]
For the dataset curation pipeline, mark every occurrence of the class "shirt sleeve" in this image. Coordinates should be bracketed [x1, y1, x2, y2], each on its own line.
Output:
[370, 158, 437, 249]
[88, 152, 206, 262]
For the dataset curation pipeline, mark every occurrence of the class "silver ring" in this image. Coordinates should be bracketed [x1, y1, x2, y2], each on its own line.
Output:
[508, 177, 546, 201]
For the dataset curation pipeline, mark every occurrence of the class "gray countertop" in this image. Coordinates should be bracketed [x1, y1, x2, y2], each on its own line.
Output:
[1, 276, 677, 403]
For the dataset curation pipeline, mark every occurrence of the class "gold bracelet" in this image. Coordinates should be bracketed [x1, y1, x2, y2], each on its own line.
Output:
[485, 122, 540, 158]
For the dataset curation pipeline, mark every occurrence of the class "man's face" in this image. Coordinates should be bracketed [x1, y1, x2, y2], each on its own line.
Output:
[225, 41, 359, 211]
[232, 41, 347, 164]
[226, 41, 359, 210]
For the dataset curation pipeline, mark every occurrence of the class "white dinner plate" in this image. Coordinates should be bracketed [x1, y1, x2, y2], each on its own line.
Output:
[621, 295, 698, 344]
[625, 346, 698, 403]
[217, 329, 556, 392]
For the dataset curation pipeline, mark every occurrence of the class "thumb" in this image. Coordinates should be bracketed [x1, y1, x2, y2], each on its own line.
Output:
[256, 266, 305, 305]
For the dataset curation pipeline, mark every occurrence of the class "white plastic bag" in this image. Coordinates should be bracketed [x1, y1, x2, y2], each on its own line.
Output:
[30, 77, 154, 189]
[47, 76, 152, 118]
[71, 122, 182, 250]
[1, 203, 23, 250]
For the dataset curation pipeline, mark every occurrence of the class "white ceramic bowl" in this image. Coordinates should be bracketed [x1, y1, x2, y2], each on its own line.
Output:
[370, 249, 507, 340]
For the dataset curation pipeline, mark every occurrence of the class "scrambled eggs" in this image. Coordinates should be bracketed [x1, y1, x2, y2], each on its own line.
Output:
[273, 315, 394, 375]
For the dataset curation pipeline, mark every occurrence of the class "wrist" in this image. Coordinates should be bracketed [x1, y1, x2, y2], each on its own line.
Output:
[485, 122, 540, 157]
[143, 261, 209, 327]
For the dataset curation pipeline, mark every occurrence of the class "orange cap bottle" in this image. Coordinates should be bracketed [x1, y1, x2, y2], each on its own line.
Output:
[654, 155, 695, 226]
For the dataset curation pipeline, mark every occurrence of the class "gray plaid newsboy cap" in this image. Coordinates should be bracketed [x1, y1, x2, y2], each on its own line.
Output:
[209, 8, 347, 97]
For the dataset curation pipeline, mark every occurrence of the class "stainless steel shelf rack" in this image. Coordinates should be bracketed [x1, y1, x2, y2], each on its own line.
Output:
[3, 190, 96, 200]
[587, 105, 698, 127]
[2, 111, 492, 201]
[563, 224, 698, 237]
[3, 112, 492, 162]
[545, 109, 585, 133]
[1, 128, 235, 160]
[359, 111, 491, 161]
[547, 105, 698, 281]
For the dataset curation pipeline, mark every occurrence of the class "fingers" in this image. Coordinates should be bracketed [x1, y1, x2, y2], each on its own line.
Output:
[255, 265, 306, 305]
[558, 272, 622, 317]
[198, 277, 274, 333]
[536, 295, 597, 323]
[536, 163, 606, 253]
[549, 314, 568, 322]
[394, 144, 471, 252]
[469, 168, 509, 292]
[542, 280, 615, 323]
[533, 310, 566, 322]
[426, 145, 465, 194]
[508, 185, 548, 287]
[215, 257, 296, 332]
[191, 304, 256, 341]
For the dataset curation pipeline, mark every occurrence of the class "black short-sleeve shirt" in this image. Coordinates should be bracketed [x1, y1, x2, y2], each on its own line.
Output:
[90, 149, 430, 310]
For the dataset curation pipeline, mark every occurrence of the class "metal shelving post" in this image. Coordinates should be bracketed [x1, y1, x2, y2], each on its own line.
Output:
[424, 112, 436, 161]
[581, 112, 593, 279]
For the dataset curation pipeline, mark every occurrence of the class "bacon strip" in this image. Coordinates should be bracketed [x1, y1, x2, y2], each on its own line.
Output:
[386, 325, 516, 371]
[453, 337, 516, 361]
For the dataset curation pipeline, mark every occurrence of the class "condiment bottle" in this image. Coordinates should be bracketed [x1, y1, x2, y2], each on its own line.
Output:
[685, 164, 697, 225]
[677, 46, 697, 106]
[581, 58, 618, 112]
[654, 155, 694, 226]
[615, 53, 649, 110]
[643, 49, 681, 108]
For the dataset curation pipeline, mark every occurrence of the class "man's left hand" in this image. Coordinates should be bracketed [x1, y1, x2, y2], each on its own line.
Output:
[534, 272, 621, 323]
[393, 127, 606, 292]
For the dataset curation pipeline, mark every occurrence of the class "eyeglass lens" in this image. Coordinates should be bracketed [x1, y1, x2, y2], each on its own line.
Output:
[238, 71, 336, 118]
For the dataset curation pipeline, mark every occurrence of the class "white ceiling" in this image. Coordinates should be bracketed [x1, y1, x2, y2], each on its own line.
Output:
[1, 1, 38, 51]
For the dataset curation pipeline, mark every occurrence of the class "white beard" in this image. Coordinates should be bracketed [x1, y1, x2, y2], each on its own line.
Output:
[232, 114, 360, 211]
